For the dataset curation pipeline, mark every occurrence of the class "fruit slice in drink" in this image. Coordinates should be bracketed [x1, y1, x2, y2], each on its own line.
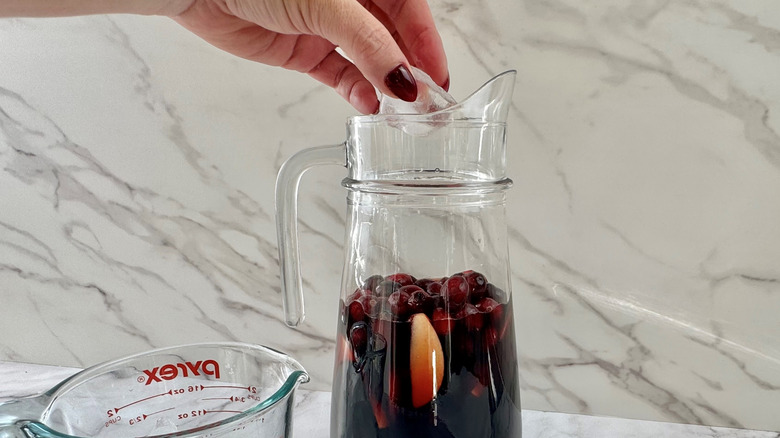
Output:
[409, 313, 444, 408]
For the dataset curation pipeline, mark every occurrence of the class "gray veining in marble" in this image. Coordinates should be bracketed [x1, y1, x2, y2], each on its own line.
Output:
[1, 0, 780, 433]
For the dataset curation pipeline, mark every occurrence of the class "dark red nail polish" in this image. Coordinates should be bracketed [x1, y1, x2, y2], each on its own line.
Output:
[385, 64, 418, 102]
[442, 75, 450, 92]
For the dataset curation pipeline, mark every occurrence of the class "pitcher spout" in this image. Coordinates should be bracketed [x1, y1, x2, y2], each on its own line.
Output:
[443, 69, 516, 124]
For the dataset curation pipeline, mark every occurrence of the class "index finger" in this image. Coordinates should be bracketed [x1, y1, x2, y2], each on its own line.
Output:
[371, 0, 449, 89]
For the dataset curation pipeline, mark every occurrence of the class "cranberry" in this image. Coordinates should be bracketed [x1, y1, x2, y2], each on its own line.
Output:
[347, 299, 365, 325]
[415, 278, 434, 289]
[404, 286, 434, 315]
[456, 303, 484, 331]
[432, 308, 455, 335]
[443, 275, 469, 312]
[375, 280, 401, 297]
[400, 285, 424, 294]
[387, 290, 412, 320]
[486, 283, 508, 303]
[477, 297, 505, 331]
[475, 297, 499, 314]
[426, 281, 443, 296]
[349, 321, 369, 366]
[361, 275, 384, 294]
[385, 273, 416, 287]
[463, 271, 488, 300]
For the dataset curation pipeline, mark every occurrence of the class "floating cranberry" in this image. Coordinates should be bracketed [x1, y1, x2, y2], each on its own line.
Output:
[385, 273, 416, 287]
[347, 299, 366, 325]
[387, 290, 412, 320]
[400, 285, 424, 294]
[426, 281, 443, 296]
[405, 286, 434, 315]
[443, 275, 469, 312]
[349, 321, 369, 366]
[456, 303, 484, 331]
[485, 283, 508, 303]
[375, 280, 401, 297]
[463, 271, 488, 301]
[361, 275, 384, 294]
[475, 297, 499, 314]
[415, 278, 438, 290]
[432, 308, 455, 335]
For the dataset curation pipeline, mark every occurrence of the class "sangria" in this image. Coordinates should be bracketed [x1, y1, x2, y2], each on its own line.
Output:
[332, 271, 521, 438]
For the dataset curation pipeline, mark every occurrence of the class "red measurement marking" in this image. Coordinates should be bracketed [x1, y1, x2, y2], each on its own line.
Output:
[201, 396, 248, 402]
[206, 410, 243, 414]
[200, 385, 252, 391]
[147, 407, 175, 417]
[115, 390, 172, 413]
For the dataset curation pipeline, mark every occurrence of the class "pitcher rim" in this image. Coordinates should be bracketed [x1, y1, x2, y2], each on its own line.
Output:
[349, 69, 518, 124]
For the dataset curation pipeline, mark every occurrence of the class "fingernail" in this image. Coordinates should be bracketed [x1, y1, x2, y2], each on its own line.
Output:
[385, 64, 418, 102]
[442, 75, 450, 92]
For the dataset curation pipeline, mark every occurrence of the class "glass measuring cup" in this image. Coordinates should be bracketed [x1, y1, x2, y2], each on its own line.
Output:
[0, 342, 309, 438]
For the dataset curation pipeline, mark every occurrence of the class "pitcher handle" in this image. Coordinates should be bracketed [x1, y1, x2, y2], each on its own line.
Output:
[0, 394, 48, 438]
[275, 143, 347, 326]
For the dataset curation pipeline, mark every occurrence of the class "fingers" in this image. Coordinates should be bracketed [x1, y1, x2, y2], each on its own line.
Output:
[176, 0, 448, 111]
[175, 0, 379, 113]
[370, 0, 449, 89]
[309, 0, 419, 102]
[307, 50, 380, 114]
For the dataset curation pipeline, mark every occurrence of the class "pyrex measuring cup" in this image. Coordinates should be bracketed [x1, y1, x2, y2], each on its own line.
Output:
[0, 342, 309, 438]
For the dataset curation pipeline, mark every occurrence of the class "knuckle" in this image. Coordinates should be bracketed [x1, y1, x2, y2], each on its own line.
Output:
[352, 23, 391, 62]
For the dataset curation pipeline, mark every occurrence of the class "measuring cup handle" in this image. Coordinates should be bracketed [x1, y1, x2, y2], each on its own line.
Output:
[0, 395, 48, 438]
[275, 143, 347, 327]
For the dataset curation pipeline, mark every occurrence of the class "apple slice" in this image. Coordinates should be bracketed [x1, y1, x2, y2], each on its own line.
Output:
[410, 313, 445, 408]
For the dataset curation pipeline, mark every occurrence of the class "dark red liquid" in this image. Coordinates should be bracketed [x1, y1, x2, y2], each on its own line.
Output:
[331, 272, 521, 438]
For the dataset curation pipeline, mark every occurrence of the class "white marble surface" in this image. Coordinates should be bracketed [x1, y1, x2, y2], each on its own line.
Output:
[1, 361, 777, 438]
[1, 0, 780, 433]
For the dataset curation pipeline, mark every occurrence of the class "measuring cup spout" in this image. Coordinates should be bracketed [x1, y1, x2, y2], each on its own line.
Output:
[0, 394, 48, 438]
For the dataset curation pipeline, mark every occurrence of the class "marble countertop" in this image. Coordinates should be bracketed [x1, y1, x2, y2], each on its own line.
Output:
[1, 361, 776, 438]
[3, 0, 780, 434]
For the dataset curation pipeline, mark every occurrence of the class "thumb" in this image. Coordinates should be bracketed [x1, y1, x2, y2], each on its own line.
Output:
[307, 0, 418, 102]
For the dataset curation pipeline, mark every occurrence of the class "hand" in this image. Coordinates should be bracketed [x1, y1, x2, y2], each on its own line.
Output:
[170, 0, 449, 114]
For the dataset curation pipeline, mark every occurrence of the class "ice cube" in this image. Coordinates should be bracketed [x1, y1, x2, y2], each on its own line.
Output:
[379, 67, 456, 115]
[378, 67, 457, 135]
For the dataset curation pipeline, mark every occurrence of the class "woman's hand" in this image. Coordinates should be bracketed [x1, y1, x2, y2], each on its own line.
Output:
[0, 0, 449, 114]
[170, 0, 449, 114]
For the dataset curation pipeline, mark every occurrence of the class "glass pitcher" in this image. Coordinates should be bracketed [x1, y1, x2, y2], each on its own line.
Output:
[276, 70, 521, 438]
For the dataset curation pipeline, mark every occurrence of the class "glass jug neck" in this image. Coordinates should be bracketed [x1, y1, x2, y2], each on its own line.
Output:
[344, 69, 516, 186]
[344, 119, 508, 185]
